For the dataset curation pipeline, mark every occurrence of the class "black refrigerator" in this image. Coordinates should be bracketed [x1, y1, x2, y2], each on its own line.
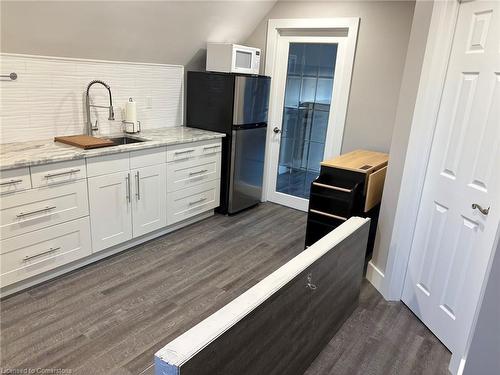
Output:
[186, 71, 271, 214]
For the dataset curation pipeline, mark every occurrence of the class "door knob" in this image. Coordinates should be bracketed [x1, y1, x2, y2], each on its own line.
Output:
[472, 203, 490, 215]
[273, 127, 281, 134]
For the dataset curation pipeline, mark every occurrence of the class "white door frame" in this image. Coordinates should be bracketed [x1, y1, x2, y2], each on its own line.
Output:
[262, 18, 359, 210]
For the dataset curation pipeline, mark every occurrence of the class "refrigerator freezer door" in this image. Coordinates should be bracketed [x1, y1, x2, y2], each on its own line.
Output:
[228, 127, 267, 214]
[233, 76, 271, 126]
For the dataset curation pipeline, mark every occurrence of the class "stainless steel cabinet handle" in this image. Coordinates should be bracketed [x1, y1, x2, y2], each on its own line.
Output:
[174, 149, 195, 155]
[189, 197, 207, 206]
[125, 173, 131, 203]
[44, 169, 81, 179]
[23, 247, 60, 262]
[189, 169, 208, 176]
[17, 205, 56, 218]
[135, 171, 140, 200]
[472, 203, 490, 215]
[0, 179, 23, 186]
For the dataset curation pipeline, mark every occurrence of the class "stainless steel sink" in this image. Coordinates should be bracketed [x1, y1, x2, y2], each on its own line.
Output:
[107, 136, 146, 145]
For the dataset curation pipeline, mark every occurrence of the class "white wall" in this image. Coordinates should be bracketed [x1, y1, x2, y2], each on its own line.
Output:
[246, 0, 416, 153]
[0, 54, 184, 143]
[370, 0, 434, 274]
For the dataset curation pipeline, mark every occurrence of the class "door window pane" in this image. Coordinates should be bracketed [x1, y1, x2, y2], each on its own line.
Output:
[276, 43, 338, 199]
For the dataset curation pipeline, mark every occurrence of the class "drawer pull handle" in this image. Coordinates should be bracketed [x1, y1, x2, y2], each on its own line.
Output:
[0, 179, 23, 186]
[189, 169, 208, 176]
[310, 209, 347, 221]
[23, 247, 61, 262]
[312, 182, 352, 193]
[17, 205, 56, 218]
[174, 150, 195, 155]
[189, 197, 207, 206]
[44, 169, 81, 179]
[204, 145, 220, 150]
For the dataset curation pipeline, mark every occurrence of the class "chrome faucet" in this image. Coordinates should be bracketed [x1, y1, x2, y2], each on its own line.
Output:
[85, 80, 115, 135]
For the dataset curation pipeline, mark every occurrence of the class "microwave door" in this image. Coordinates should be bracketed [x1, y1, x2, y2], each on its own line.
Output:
[233, 76, 271, 125]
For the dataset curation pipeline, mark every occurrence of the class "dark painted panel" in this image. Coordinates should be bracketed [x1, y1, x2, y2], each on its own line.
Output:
[178, 221, 370, 375]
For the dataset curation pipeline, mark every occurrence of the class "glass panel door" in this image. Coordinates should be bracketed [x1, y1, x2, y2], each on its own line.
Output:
[276, 43, 337, 199]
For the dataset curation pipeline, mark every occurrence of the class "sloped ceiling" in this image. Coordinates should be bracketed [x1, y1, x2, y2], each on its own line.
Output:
[0, 1, 277, 69]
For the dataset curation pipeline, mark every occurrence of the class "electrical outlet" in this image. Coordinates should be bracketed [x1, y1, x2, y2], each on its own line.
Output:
[146, 96, 153, 109]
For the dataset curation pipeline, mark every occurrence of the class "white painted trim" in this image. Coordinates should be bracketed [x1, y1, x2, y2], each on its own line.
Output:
[0, 52, 184, 68]
[261, 18, 359, 209]
[366, 260, 385, 291]
[376, 0, 460, 301]
[0, 211, 213, 298]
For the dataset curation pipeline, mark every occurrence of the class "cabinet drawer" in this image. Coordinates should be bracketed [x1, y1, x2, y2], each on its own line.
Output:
[0, 180, 89, 240]
[304, 212, 345, 247]
[167, 179, 220, 225]
[31, 159, 86, 187]
[309, 182, 359, 218]
[166, 140, 221, 162]
[0, 168, 31, 195]
[86, 153, 130, 177]
[0, 217, 92, 287]
[130, 147, 167, 169]
[167, 153, 221, 193]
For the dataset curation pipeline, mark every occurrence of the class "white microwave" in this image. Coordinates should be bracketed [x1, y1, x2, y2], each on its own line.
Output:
[206, 43, 261, 75]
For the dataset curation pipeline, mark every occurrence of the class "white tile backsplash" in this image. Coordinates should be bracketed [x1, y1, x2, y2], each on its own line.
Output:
[0, 54, 184, 143]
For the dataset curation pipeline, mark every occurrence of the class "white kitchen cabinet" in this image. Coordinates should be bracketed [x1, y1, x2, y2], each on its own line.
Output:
[166, 153, 221, 193]
[0, 180, 89, 239]
[167, 179, 220, 225]
[31, 159, 86, 187]
[88, 171, 133, 252]
[0, 217, 92, 287]
[0, 167, 31, 195]
[131, 164, 167, 237]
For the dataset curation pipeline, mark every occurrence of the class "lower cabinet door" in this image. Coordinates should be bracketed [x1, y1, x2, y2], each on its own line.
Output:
[88, 171, 133, 252]
[0, 217, 92, 287]
[131, 164, 167, 237]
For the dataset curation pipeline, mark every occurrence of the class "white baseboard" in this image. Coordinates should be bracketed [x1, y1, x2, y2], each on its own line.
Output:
[449, 352, 466, 375]
[366, 260, 385, 293]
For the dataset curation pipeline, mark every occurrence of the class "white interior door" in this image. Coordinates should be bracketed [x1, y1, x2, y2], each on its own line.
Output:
[402, 0, 500, 354]
[266, 35, 351, 211]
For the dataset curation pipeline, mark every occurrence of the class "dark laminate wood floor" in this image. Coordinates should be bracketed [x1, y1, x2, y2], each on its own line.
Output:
[0, 203, 450, 375]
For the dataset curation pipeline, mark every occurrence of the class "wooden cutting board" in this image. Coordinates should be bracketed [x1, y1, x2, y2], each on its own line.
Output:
[54, 135, 115, 149]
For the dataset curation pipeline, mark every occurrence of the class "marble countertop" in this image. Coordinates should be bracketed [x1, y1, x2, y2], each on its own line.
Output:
[0, 127, 226, 171]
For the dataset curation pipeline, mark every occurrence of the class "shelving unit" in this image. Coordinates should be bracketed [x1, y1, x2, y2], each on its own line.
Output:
[305, 150, 389, 259]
